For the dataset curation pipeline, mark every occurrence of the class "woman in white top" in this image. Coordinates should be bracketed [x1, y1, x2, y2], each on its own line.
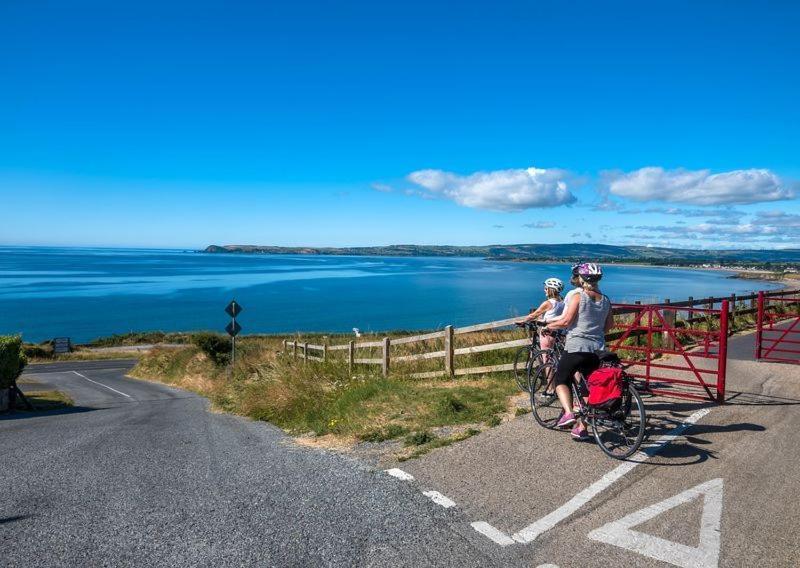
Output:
[521, 277, 565, 351]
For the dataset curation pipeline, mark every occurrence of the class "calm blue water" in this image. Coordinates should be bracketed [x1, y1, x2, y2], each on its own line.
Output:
[0, 247, 780, 343]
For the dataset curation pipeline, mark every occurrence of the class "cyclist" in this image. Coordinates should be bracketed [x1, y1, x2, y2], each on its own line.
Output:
[517, 277, 564, 394]
[519, 277, 565, 330]
[544, 263, 613, 440]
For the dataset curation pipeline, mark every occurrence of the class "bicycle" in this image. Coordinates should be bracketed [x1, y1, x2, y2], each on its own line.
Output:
[528, 358, 647, 459]
[512, 321, 541, 391]
[512, 321, 566, 392]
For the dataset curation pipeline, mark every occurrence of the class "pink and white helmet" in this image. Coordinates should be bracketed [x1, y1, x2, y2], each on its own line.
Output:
[576, 262, 603, 282]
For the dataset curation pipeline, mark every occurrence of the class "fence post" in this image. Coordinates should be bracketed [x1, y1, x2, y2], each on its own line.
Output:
[293, 340, 298, 359]
[634, 301, 642, 347]
[755, 291, 765, 360]
[303, 342, 308, 362]
[729, 294, 736, 331]
[444, 325, 454, 378]
[348, 340, 355, 374]
[685, 297, 694, 329]
[749, 292, 757, 311]
[662, 299, 675, 351]
[717, 300, 729, 403]
[282, 339, 286, 352]
[382, 337, 390, 377]
[323, 342, 328, 362]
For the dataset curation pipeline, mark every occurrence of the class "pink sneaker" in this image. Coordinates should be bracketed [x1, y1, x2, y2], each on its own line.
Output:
[571, 425, 590, 440]
[556, 412, 576, 428]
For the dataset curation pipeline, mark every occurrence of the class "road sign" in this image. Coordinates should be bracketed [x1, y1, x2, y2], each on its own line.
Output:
[226, 321, 242, 337]
[225, 300, 243, 318]
[53, 337, 72, 354]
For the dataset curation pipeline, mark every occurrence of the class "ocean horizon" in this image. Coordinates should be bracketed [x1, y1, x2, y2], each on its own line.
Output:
[0, 246, 782, 343]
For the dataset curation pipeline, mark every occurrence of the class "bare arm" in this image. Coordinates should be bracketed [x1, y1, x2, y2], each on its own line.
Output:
[522, 299, 553, 323]
[604, 306, 614, 333]
[546, 294, 580, 330]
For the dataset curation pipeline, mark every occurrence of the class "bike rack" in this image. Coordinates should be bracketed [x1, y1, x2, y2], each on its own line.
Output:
[608, 302, 729, 403]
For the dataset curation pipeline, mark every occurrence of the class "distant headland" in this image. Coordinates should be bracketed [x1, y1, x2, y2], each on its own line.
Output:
[203, 243, 800, 268]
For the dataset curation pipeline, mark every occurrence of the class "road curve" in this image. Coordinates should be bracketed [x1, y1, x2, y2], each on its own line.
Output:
[2, 360, 489, 567]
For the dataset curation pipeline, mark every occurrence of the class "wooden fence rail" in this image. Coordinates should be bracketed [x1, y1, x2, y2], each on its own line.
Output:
[283, 288, 800, 380]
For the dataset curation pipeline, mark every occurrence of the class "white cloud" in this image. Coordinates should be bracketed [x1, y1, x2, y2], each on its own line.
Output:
[605, 167, 793, 205]
[370, 182, 394, 193]
[406, 166, 576, 212]
[522, 221, 556, 229]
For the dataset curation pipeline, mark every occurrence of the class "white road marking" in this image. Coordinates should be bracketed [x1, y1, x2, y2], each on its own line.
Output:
[423, 490, 456, 508]
[385, 468, 415, 481]
[471, 407, 712, 546]
[470, 521, 516, 546]
[588, 478, 723, 568]
[71, 371, 132, 398]
[23, 367, 129, 375]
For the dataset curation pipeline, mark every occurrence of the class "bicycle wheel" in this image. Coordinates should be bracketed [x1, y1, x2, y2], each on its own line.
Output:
[590, 383, 647, 459]
[512, 347, 534, 391]
[529, 360, 562, 429]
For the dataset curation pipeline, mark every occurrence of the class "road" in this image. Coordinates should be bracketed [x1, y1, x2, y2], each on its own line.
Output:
[2, 329, 799, 567]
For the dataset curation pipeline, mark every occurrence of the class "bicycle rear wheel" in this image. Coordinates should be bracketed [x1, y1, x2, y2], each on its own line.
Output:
[590, 383, 647, 459]
[529, 359, 562, 429]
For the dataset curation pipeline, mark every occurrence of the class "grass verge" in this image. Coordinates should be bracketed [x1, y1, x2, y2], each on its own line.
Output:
[18, 390, 74, 411]
[131, 337, 521, 460]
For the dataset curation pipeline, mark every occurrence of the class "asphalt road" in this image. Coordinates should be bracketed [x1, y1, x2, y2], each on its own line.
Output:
[3, 327, 800, 567]
[3, 360, 490, 567]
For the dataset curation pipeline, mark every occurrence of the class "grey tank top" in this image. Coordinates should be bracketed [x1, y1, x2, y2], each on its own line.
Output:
[565, 290, 611, 353]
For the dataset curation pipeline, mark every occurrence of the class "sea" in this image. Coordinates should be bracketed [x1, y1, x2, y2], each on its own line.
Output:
[0, 247, 782, 343]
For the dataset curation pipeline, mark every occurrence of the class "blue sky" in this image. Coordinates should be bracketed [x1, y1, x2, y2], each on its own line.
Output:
[1, 0, 798, 249]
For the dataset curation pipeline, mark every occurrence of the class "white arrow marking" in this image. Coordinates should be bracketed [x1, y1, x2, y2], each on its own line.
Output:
[588, 478, 723, 568]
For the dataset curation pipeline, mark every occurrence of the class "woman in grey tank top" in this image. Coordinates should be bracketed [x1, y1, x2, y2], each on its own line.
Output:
[544, 263, 613, 440]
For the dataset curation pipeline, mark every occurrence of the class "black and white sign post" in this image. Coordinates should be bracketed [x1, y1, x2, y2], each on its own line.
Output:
[225, 300, 243, 367]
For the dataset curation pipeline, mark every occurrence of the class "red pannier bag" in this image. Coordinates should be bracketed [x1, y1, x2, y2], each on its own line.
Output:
[587, 366, 623, 407]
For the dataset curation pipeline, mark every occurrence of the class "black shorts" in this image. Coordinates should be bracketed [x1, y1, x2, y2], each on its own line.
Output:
[554, 351, 600, 388]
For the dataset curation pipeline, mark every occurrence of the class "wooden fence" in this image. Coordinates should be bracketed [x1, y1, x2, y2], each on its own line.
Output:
[284, 288, 799, 380]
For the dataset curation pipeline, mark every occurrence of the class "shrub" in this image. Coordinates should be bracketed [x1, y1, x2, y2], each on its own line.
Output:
[192, 333, 232, 366]
[23, 342, 54, 360]
[0, 336, 27, 389]
[405, 430, 435, 446]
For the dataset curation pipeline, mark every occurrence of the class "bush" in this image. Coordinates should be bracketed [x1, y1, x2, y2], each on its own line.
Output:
[405, 430, 435, 446]
[23, 342, 54, 360]
[0, 336, 27, 389]
[192, 333, 232, 366]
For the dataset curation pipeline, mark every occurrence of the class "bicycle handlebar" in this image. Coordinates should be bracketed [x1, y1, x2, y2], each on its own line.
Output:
[515, 321, 563, 336]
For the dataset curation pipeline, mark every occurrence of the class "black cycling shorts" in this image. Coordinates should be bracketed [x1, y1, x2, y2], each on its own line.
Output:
[554, 351, 600, 388]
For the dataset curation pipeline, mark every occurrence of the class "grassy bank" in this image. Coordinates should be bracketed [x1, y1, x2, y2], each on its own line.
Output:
[15, 390, 74, 412]
[131, 335, 522, 460]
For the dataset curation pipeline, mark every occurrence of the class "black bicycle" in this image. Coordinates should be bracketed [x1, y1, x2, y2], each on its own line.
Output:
[512, 321, 566, 392]
[528, 360, 647, 459]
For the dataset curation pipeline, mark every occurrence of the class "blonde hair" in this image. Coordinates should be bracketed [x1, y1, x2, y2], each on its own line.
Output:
[546, 287, 563, 300]
[580, 276, 600, 292]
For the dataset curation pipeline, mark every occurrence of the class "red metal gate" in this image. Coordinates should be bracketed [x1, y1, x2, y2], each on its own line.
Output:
[755, 289, 800, 364]
[609, 301, 729, 403]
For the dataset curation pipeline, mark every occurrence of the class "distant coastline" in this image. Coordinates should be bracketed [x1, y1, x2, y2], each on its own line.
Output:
[203, 243, 800, 275]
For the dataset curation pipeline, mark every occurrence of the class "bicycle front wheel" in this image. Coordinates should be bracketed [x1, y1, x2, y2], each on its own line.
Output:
[591, 383, 647, 459]
[529, 359, 562, 429]
[512, 346, 534, 391]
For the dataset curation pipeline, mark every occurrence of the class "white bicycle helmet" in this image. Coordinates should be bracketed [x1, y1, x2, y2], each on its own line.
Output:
[544, 277, 565, 293]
